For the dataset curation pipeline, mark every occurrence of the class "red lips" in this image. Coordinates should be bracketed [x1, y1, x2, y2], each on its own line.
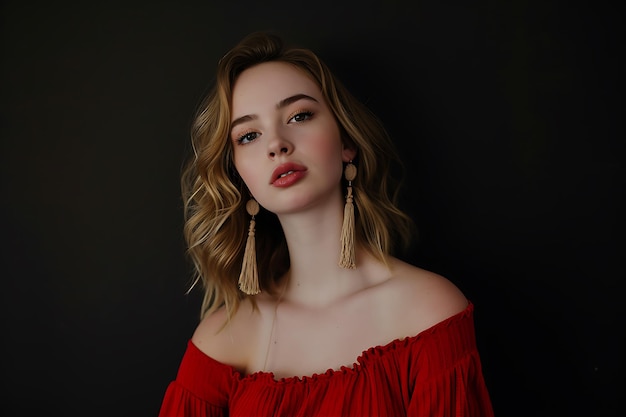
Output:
[270, 162, 307, 187]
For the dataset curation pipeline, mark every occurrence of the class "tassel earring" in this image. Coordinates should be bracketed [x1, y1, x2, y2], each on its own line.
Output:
[239, 199, 261, 295]
[339, 161, 357, 269]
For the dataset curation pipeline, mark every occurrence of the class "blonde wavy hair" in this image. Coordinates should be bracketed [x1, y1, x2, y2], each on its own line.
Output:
[182, 31, 415, 321]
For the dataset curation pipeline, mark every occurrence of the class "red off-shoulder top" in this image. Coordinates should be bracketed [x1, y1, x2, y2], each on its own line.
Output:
[158, 302, 494, 416]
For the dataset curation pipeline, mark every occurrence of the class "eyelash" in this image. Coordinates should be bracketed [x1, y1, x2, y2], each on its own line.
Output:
[234, 110, 315, 145]
[235, 130, 259, 145]
[288, 110, 314, 123]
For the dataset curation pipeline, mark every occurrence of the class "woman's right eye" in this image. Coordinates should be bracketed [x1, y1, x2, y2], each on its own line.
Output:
[237, 131, 260, 145]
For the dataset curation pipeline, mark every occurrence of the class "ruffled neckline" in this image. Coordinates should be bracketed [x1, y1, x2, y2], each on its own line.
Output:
[190, 301, 474, 385]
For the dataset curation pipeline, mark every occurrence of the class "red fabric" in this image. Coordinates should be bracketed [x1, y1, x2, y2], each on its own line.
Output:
[158, 302, 494, 417]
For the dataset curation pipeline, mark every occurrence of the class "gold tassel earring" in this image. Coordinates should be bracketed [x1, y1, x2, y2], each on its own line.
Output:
[239, 199, 261, 295]
[339, 161, 357, 269]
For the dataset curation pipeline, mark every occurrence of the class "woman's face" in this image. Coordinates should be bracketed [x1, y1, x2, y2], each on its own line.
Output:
[230, 61, 355, 215]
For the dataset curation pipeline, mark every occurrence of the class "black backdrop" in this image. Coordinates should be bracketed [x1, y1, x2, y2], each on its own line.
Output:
[1, 1, 623, 416]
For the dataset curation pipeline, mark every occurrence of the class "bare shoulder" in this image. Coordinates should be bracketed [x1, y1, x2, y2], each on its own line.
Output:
[190, 297, 267, 373]
[383, 257, 469, 335]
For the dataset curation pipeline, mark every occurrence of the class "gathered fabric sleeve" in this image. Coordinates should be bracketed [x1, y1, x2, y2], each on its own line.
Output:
[158, 340, 236, 417]
[404, 304, 494, 417]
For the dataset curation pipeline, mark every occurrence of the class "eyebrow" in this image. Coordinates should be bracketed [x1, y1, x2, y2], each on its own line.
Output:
[277, 93, 318, 109]
[230, 93, 319, 131]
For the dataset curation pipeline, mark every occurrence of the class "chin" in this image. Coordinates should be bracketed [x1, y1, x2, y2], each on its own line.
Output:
[265, 195, 319, 215]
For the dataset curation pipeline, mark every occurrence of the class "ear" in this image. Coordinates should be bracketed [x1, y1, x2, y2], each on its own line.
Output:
[341, 143, 357, 162]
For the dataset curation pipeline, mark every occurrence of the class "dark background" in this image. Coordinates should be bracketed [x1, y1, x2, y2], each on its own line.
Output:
[1, 1, 623, 416]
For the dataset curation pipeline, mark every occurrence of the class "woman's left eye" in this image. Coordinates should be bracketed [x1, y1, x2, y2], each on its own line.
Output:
[288, 111, 313, 123]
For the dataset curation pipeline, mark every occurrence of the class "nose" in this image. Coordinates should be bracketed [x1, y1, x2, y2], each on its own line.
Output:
[267, 134, 293, 159]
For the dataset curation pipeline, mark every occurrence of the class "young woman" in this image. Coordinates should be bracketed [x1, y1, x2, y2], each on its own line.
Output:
[158, 31, 494, 416]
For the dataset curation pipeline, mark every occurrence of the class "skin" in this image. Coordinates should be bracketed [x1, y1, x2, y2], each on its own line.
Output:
[192, 61, 468, 379]
[230, 61, 352, 217]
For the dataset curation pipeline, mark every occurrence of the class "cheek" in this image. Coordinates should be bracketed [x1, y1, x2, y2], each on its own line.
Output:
[312, 133, 345, 170]
[233, 153, 257, 190]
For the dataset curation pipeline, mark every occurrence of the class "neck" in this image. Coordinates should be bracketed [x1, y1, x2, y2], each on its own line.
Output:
[276, 200, 377, 308]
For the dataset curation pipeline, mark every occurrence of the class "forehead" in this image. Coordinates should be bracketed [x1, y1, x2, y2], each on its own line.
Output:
[231, 61, 321, 115]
